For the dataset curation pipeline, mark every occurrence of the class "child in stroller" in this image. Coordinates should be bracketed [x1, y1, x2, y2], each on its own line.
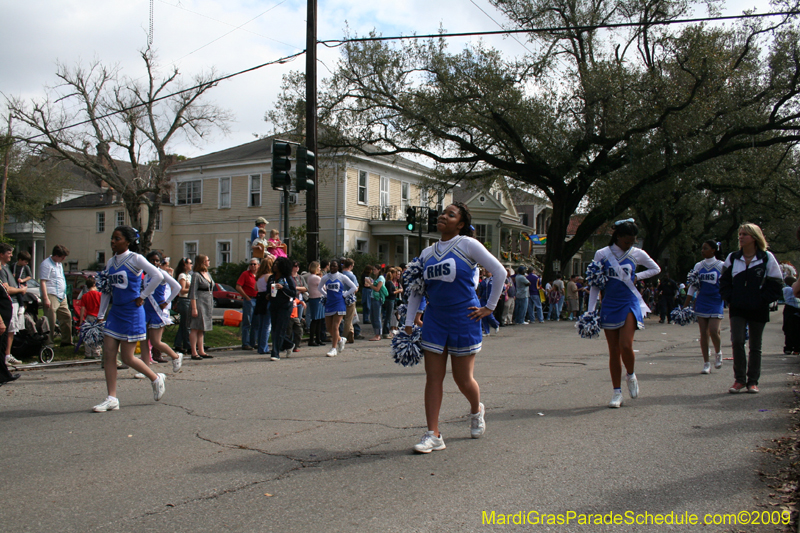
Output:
[11, 300, 54, 364]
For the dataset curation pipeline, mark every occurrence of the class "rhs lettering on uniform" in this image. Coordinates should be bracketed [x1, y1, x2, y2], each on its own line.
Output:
[607, 265, 632, 279]
[699, 272, 718, 283]
[326, 281, 341, 292]
[425, 259, 456, 283]
[110, 270, 129, 289]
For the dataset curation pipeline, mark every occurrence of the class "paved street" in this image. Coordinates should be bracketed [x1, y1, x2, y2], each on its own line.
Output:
[2, 314, 796, 532]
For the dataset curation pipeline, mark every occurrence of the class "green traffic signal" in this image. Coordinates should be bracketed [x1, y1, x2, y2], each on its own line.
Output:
[296, 146, 316, 191]
[271, 141, 292, 189]
[405, 206, 416, 232]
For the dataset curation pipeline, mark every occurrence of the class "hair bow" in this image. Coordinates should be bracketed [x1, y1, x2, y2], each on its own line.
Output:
[470, 225, 475, 231]
[614, 218, 635, 226]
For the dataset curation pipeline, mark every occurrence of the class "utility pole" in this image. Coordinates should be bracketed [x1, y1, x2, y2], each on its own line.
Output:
[1, 115, 12, 239]
[305, 0, 319, 264]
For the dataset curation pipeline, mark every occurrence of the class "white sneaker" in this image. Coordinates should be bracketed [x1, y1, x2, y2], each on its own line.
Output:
[714, 352, 723, 369]
[152, 373, 166, 401]
[134, 372, 147, 379]
[626, 373, 639, 399]
[326, 347, 338, 357]
[524, 321, 530, 325]
[172, 353, 183, 373]
[337, 338, 346, 353]
[493, 327, 499, 335]
[284, 343, 295, 358]
[470, 402, 486, 438]
[413, 431, 446, 453]
[93, 396, 120, 412]
[608, 391, 623, 408]
[701, 362, 711, 374]
[5, 354, 22, 365]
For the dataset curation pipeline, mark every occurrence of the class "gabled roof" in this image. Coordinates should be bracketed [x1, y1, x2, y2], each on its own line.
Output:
[46, 191, 116, 210]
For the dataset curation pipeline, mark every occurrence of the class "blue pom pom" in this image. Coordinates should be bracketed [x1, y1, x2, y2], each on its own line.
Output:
[79, 320, 105, 348]
[390, 326, 424, 367]
[395, 303, 408, 326]
[345, 293, 357, 306]
[686, 269, 700, 289]
[575, 310, 602, 339]
[670, 306, 695, 326]
[402, 258, 426, 297]
[584, 260, 607, 291]
[94, 271, 113, 295]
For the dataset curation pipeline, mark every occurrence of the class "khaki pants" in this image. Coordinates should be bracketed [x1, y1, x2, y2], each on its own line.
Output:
[343, 303, 356, 343]
[46, 293, 72, 345]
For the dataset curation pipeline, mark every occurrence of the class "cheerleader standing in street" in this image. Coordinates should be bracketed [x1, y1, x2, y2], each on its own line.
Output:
[586, 220, 661, 408]
[93, 226, 168, 412]
[404, 203, 506, 453]
[683, 241, 725, 374]
[143, 251, 184, 374]
[318, 260, 357, 357]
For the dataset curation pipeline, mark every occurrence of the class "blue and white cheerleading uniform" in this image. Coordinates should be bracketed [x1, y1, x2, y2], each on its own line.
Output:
[587, 245, 661, 330]
[144, 270, 182, 329]
[405, 235, 506, 356]
[98, 251, 165, 342]
[319, 272, 357, 317]
[687, 258, 724, 319]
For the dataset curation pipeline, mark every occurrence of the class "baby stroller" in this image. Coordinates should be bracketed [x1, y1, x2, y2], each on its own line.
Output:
[10, 300, 55, 364]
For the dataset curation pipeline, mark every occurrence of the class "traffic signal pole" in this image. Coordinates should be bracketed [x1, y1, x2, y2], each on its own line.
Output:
[305, 0, 319, 264]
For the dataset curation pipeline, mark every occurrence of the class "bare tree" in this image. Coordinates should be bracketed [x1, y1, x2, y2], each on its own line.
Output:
[7, 48, 231, 253]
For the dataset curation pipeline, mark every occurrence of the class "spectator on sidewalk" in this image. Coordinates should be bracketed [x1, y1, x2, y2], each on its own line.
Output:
[566, 274, 580, 320]
[39, 245, 72, 346]
[172, 258, 193, 353]
[11, 251, 32, 290]
[250, 217, 268, 256]
[236, 259, 260, 350]
[526, 268, 544, 323]
[549, 274, 565, 321]
[78, 278, 102, 359]
[340, 258, 360, 343]
[0, 243, 27, 365]
[513, 266, 530, 324]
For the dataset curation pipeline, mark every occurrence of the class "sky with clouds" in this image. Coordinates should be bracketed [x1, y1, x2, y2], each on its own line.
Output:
[1, 0, 761, 159]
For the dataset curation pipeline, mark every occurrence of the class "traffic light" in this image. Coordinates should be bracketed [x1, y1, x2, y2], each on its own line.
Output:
[427, 209, 439, 232]
[405, 206, 416, 232]
[271, 140, 292, 190]
[295, 146, 316, 191]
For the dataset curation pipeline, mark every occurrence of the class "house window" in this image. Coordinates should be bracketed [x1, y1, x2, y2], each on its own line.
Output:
[184, 241, 198, 262]
[401, 182, 410, 211]
[377, 241, 389, 263]
[436, 191, 444, 213]
[474, 224, 492, 245]
[96, 251, 106, 265]
[379, 176, 389, 208]
[67, 261, 78, 271]
[96, 212, 105, 233]
[249, 175, 261, 207]
[219, 177, 231, 209]
[358, 170, 367, 204]
[355, 239, 368, 254]
[115, 210, 125, 227]
[155, 210, 163, 231]
[521, 213, 529, 226]
[217, 240, 232, 266]
[177, 180, 202, 205]
[420, 188, 429, 207]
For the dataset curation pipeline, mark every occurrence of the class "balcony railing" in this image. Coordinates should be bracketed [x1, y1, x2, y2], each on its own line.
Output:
[369, 205, 402, 221]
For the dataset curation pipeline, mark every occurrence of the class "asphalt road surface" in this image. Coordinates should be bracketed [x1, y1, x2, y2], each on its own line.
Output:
[2, 313, 796, 532]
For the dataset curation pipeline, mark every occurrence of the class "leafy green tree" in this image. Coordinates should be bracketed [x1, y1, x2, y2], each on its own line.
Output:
[290, 1, 800, 278]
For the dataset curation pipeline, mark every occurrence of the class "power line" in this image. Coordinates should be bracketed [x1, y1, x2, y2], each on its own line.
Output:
[12, 10, 798, 144]
[319, 10, 800, 46]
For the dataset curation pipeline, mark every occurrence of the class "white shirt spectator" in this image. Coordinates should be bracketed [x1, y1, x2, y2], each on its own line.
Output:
[39, 256, 67, 300]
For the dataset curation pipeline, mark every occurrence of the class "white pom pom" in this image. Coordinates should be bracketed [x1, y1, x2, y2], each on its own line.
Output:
[390, 326, 424, 367]
[584, 261, 607, 291]
[686, 269, 700, 289]
[402, 258, 426, 297]
[670, 306, 695, 326]
[80, 320, 105, 348]
[575, 311, 602, 339]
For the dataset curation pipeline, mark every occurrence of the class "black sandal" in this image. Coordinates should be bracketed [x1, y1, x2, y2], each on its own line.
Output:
[191, 355, 203, 360]
[200, 353, 213, 359]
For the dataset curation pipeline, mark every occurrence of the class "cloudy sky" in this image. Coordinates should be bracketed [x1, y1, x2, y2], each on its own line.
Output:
[1, 0, 760, 159]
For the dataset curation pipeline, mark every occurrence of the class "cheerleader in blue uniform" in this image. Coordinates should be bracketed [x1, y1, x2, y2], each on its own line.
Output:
[404, 203, 507, 453]
[143, 251, 184, 374]
[92, 226, 168, 413]
[586, 220, 661, 408]
[683, 241, 725, 374]
[319, 260, 357, 358]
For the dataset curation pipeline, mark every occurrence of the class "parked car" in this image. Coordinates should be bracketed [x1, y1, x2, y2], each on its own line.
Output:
[213, 283, 243, 308]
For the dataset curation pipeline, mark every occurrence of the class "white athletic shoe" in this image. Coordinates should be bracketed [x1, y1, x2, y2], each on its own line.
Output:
[701, 362, 711, 374]
[626, 373, 639, 399]
[134, 372, 147, 379]
[326, 347, 337, 357]
[608, 391, 623, 408]
[337, 338, 346, 353]
[714, 352, 723, 369]
[5, 354, 22, 365]
[172, 353, 183, 373]
[413, 431, 446, 453]
[93, 396, 120, 412]
[470, 402, 486, 438]
[152, 373, 166, 401]
[493, 327, 500, 335]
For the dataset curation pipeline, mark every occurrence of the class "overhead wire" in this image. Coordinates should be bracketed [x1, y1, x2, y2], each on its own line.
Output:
[12, 9, 799, 144]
